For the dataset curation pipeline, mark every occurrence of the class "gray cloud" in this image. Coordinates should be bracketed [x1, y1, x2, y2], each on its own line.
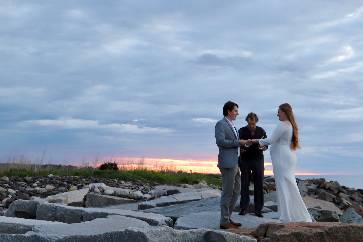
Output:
[0, 0, 363, 174]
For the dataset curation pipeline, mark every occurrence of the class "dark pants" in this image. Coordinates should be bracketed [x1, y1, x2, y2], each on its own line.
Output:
[239, 158, 264, 213]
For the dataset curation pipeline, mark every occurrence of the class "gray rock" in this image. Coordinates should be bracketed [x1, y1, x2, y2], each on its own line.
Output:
[324, 180, 341, 194]
[139, 196, 179, 210]
[113, 187, 145, 200]
[0, 219, 256, 242]
[317, 190, 336, 202]
[264, 191, 277, 203]
[35, 187, 48, 194]
[303, 196, 342, 215]
[8, 189, 16, 195]
[32, 201, 173, 226]
[341, 207, 363, 224]
[0, 186, 7, 193]
[264, 201, 278, 212]
[36, 203, 86, 223]
[147, 186, 182, 198]
[297, 181, 308, 196]
[175, 211, 278, 230]
[85, 193, 136, 207]
[139, 189, 220, 210]
[69, 186, 78, 191]
[104, 189, 114, 195]
[5, 200, 40, 219]
[45, 185, 56, 191]
[46, 188, 89, 205]
[1, 176, 9, 182]
[308, 208, 340, 222]
[144, 197, 220, 219]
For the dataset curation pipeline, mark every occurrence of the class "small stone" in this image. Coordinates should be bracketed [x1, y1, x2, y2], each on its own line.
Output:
[8, 189, 16, 195]
[58, 187, 68, 193]
[48, 174, 54, 178]
[69, 186, 78, 191]
[24, 176, 33, 182]
[35, 187, 47, 194]
[0, 186, 7, 193]
[1, 176, 9, 182]
[45, 185, 55, 191]
[2, 197, 15, 208]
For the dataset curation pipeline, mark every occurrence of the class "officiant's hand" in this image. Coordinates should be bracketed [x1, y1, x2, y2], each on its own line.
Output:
[239, 139, 253, 146]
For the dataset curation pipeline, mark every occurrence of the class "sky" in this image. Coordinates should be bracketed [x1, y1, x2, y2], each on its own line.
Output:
[1, 0, 363, 175]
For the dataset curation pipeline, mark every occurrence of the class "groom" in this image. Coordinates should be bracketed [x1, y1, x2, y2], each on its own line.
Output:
[215, 101, 251, 229]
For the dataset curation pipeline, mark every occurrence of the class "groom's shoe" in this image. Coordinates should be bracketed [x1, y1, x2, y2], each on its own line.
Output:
[238, 209, 247, 215]
[219, 223, 238, 229]
[229, 219, 241, 227]
[255, 211, 263, 217]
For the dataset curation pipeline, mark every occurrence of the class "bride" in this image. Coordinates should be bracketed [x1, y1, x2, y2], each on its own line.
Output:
[252, 103, 312, 222]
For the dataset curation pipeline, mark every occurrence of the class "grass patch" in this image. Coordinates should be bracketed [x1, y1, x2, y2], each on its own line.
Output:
[0, 163, 222, 187]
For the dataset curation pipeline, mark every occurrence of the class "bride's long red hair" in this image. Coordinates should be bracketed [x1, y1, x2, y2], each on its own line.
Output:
[279, 103, 300, 150]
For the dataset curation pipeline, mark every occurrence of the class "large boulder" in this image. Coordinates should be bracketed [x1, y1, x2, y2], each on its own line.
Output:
[5, 200, 172, 226]
[46, 188, 89, 206]
[254, 222, 363, 242]
[341, 207, 363, 224]
[303, 196, 342, 222]
[5, 200, 40, 219]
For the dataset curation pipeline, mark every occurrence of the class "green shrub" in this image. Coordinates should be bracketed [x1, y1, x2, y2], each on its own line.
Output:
[98, 162, 119, 171]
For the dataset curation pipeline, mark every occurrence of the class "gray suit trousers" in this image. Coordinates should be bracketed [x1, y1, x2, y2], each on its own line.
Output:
[219, 165, 241, 224]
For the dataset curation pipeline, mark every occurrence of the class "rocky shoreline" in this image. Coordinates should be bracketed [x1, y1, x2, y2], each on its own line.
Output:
[0, 175, 362, 241]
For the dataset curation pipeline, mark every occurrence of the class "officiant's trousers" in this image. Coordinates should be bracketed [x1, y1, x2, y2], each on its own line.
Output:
[239, 159, 264, 213]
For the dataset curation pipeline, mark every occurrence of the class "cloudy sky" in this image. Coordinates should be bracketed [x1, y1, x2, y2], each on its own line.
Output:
[1, 0, 363, 175]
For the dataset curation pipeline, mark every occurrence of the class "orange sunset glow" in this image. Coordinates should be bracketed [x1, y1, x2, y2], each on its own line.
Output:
[88, 156, 320, 176]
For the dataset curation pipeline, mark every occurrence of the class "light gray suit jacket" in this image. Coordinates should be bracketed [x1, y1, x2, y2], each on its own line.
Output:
[215, 118, 240, 168]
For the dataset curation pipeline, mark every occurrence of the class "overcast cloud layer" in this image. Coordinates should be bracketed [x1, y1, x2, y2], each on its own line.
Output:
[1, 0, 363, 174]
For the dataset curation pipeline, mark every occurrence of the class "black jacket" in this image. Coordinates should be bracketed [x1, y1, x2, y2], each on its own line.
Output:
[238, 126, 267, 162]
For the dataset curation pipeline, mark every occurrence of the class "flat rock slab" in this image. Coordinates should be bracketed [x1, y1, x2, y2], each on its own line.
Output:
[6, 200, 173, 226]
[104, 202, 139, 211]
[175, 211, 278, 230]
[0, 215, 256, 242]
[139, 189, 221, 210]
[34, 215, 150, 238]
[144, 197, 220, 219]
[43, 202, 173, 226]
[84, 193, 136, 207]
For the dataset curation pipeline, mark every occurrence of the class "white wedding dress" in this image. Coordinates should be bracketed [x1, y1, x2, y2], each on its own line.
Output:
[259, 121, 312, 222]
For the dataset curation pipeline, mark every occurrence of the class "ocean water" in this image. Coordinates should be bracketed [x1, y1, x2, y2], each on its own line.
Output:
[296, 175, 363, 190]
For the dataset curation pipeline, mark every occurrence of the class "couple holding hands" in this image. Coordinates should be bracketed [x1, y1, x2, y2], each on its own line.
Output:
[215, 101, 312, 229]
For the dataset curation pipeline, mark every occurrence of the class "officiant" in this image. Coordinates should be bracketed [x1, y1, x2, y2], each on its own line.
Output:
[238, 112, 267, 217]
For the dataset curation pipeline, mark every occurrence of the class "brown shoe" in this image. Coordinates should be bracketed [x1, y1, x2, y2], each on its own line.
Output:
[220, 223, 238, 229]
[230, 219, 241, 227]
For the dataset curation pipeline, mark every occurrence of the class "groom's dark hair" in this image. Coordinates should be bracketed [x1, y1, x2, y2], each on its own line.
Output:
[223, 101, 238, 116]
